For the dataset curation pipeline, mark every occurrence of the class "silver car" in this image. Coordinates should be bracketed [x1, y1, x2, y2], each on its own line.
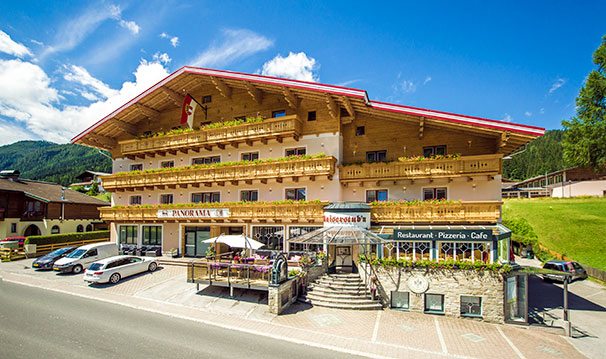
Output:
[84, 255, 158, 284]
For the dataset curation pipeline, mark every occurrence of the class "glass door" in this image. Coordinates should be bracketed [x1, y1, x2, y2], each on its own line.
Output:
[196, 229, 210, 257]
[505, 273, 528, 323]
[184, 226, 210, 257]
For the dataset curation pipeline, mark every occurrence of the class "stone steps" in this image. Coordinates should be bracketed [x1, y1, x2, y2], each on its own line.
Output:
[299, 297, 382, 310]
[302, 272, 381, 311]
[308, 286, 368, 296]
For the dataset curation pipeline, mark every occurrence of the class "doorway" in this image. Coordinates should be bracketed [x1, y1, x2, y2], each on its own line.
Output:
[24, 224, 41, 237]
[335, 245, 354, 273]
[184, 226, 210, 257]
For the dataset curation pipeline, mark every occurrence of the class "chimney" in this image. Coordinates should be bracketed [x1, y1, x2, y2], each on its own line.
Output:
[0, 170, 20, 181]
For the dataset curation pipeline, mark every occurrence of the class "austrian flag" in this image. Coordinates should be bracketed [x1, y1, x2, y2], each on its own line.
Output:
[180, 94, 197, 129]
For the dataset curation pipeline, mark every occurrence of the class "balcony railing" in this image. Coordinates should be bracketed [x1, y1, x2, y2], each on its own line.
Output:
[340, 154, 502, 182]
[102, 156, 336, 191]
[120, 115, 302, 156]
[99, 202, 328, 223]
[370, 201, 501, 224]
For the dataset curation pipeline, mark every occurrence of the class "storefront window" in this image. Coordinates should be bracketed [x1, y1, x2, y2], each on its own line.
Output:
[288, 226, 322, 252]
[439, 242, 491, 263]
[498, 237, 510, 263]
[142, 226, 162, 246]
[119, 225, 137, 245]
[396, 241, 431, 261]
[252, 226, 284, 251]
[391, 291, 410, 310]
[424, 293, 444, 313]
[460, 295, 482, 317]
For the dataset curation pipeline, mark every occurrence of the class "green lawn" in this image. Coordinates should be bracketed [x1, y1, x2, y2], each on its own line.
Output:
[503, 197, 606, 271]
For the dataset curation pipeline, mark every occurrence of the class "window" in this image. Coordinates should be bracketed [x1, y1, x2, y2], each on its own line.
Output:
[86, 224, 93, 232]
[307, 111, 316, 121]
[142, 226, 162, 246]
[285, 188, 306, 201]
[76, 225, 84, 233]
[288, 226, 323, 252]
[356, 126, 365, 136]
[460, 295, 482, 317]
[366, 150, 387, 163]
[129, 195, 142, 205]
[439, 242, 490, 263]
[192, 156, 221, 165]
[83, 249, 98, 258]
[252, 226, 284, 251]
[391, 291, 410, 310]
[423, 145, 447, 158]
[119, 225, 137, 245]
[285, 147, 306, 156]
[51, 225, 60, 234]
[423, 187, 447, 201]
[240, 190, 258, 202]
[130, 163, 143, 171]
[160, 160, 174, 168]
[366, 189, 388, 203]
[10, 223, 17, 233]
[192, 192, 220, 203]
[272, 110, 286, 118]
[202, 95, 212, 104]
[160, 194, 174, 204]
[424, 293, 445, 313]
[396, 241, 431, 261]
[241, 152, 259, 161]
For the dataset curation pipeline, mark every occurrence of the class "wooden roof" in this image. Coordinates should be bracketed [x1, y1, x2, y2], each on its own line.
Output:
[71, 66, 544, 154]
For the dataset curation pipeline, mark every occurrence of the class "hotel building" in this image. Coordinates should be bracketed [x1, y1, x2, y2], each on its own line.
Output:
[71, 67, 544, 321]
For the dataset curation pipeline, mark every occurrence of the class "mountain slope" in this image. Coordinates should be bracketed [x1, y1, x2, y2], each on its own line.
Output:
[503, 130, 565, 181]
[0, 141, 111, 186]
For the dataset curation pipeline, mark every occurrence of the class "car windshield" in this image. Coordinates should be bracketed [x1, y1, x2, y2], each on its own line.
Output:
[88, 263, 104, 271]
[48, 247, 72, 256]
[66, 249, 86, 259]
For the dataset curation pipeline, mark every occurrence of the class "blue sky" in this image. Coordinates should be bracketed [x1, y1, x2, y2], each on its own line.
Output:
[0, 0, 604, 145]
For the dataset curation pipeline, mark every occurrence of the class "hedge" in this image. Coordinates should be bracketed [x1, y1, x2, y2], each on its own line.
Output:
[26, 230, 110, 245]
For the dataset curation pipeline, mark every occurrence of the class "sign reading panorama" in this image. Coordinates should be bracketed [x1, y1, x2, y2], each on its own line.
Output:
[157, 208, 230, 219]
[394, 229, 493, 241]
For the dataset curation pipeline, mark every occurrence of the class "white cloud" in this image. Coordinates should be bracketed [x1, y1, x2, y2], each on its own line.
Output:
[63, 64, 118, 99]
[548, 78, 566, 94]
[524, 111, 532, 117]
[336, 79, 361, 87]
[260, 52, 318, 82]
[0, 119, 34, 145]
[160, 32, 179, 47]
[152, 52, 171, 64]
[191, 29, 272, 68]
[540, 108, 545, 114]
[502, 113, 513, 122]
[0, 30, 32, 58]
[119, 19, 140, 35]
[0, 57, 169, 143]
[30, 39, 44, 46]
[423, 76, 432, 85]
[80, 91, 100, 101]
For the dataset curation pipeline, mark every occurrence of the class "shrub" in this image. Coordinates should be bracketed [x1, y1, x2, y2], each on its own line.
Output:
[502, 217, 538, 246]
[26, 230, 110, 245]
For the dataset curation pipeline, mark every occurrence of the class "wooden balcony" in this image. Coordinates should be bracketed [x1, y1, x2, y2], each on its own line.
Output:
[340, 154, 502, 183]
[120, 115, 302, 158]
[102, 156, 336, 191]
[370, 201, 501, 224]
[100, 202, 327, 223]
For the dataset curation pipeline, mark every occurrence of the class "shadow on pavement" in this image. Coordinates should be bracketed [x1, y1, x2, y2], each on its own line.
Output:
[87, 266, 166, 289]
[195, 286, 268, 305]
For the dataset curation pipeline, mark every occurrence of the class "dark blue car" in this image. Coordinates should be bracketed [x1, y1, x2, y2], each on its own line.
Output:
[32, 247, 76, 270]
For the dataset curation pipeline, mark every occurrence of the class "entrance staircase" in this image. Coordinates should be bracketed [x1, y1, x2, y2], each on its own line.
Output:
[300, 273, 382, 310]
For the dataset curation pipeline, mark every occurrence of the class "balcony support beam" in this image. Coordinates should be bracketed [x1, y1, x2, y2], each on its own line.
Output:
[325, 94, 339, 120]
[211, 77, 232, 99]
[341, 96, 356, 123]
[245, 82, 263, 104]
[283, 88, 300, 110]
[419, 117, 425, 139]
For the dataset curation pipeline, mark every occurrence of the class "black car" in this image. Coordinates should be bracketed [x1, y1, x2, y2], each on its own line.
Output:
[32, 247, 76, 270]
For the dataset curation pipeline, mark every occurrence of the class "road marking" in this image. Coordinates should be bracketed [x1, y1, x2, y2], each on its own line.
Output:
[434, 317, 448, 354]
[497, 326, 526, 359]
[371, 311, 381, 343]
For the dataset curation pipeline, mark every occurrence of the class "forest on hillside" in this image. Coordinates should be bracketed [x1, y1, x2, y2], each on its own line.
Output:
[503, 130, 565, 181]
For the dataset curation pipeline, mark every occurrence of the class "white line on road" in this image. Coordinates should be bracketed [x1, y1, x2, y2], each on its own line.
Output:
[497, 326, 526, 359]
[371, 311, 382, 343]
[434, 317, 448, 354]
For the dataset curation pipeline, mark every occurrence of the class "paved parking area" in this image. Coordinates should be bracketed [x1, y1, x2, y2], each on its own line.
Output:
[0, 259, 591, 359]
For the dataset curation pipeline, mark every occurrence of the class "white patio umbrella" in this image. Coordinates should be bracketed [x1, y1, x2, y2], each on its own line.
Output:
[202, 234, 265, 250]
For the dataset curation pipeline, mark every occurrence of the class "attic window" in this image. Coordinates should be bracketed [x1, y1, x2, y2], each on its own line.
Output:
[202, 95, 212, 104]
[356, 126, 365, 136]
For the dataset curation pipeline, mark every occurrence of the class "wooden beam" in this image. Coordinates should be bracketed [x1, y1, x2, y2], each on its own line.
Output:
[161, 86, 185, 107]
[211, 76, 232, 99]
[112, 119, 137, 136]
[325, 94, 339, 120]
[134, 103, 160, 120]
[87, 133, 117, 149]
[245, 82, 263, 104]
[283, 88, 300, 110]
[341, 96, 356, 121]
[419, 117, 425, 139]
[500, 131, 510, 148]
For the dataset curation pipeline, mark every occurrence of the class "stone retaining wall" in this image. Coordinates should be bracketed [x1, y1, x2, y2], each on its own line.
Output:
[371, 265, 505, 323]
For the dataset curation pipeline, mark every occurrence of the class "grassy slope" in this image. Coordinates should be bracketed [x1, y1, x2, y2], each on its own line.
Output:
[503, 197, 606, 270]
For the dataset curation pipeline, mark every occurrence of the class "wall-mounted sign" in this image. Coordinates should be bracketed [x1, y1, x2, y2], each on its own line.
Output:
[157, 208, 230, 219]
[394, 229, 493, 241]
[323, 211, 371, 229]
[407, 275, 430, 294]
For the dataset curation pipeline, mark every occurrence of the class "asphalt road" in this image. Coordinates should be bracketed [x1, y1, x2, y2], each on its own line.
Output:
[0, 280, 361, 359]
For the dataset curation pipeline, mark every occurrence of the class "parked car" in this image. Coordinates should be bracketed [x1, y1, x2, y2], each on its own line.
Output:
[542, 260, 588, 283]
[0, 236, 26, 248]
[32, 246, 76, 270]
[53, 242, 118, 274]
[84, 255, 158, 284]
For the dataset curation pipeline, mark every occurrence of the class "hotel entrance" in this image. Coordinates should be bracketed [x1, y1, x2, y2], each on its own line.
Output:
[184, 226, 210, 257]
[333, 245, 354, 273]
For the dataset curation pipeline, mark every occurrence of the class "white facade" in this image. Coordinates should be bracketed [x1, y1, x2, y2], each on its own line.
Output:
[551, 180, 606, 198]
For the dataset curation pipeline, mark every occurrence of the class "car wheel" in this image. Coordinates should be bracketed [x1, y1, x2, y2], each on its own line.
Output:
[72, 265, 83, 274]
[109, 273, 121, 284]
[148, 262, 158, 272]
